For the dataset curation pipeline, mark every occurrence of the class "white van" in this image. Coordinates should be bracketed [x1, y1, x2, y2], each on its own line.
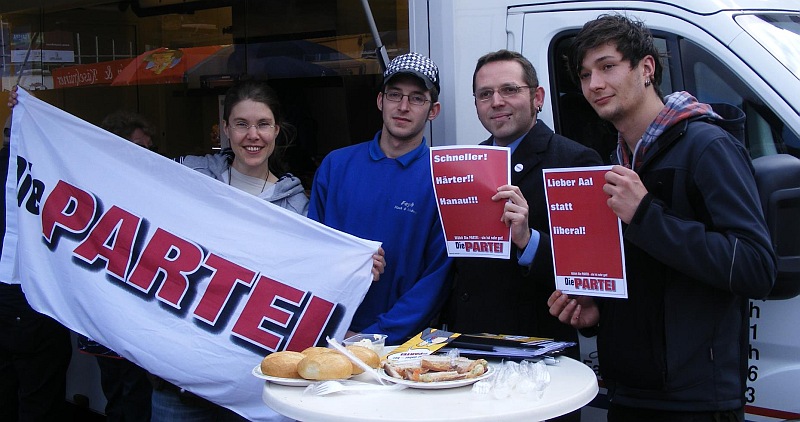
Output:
[406, 0, 800, 420]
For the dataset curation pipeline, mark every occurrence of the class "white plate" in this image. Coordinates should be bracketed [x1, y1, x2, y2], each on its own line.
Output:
[251, 365, 373, 386]
[251, 365, 313, 386]
[380, 366, 493, 389]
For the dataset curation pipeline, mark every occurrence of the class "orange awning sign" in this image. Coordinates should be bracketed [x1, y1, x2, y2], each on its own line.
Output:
[111, 46, 223, 86]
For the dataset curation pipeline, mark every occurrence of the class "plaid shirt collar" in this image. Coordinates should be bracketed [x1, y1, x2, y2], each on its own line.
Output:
[618, 91, 720, 170]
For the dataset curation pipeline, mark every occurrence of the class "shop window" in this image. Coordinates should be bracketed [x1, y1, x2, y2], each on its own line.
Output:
[0, 0, 410, 173]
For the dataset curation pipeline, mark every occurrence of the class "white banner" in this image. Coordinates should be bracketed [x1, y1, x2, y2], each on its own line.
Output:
[2, 89, 379, 421]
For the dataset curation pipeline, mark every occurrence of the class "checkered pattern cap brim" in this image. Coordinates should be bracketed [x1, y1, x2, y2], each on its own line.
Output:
[383, 52, 440, 94]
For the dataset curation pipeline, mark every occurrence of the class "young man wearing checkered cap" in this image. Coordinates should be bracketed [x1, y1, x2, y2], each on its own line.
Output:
[308, 52, 453, 344]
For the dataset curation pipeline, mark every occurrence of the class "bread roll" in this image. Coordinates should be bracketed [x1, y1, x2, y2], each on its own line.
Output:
[260, 351, 306, 379]
[297, 352, 352, 380]
[345, 345, 381, 374]
[301, 346, 334, 357]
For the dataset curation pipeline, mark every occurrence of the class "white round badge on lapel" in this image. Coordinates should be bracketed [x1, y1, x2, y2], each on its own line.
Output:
[514, 164, 524, 172]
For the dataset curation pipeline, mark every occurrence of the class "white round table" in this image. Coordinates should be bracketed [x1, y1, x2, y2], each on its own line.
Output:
[261, 356, 598, 421]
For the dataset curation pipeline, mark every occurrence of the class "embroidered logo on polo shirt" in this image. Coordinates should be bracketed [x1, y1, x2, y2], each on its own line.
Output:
[394, 200, 417, 214]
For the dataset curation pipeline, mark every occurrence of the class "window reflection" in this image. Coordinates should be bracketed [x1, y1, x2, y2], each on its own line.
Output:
[0, 0, 409, 168]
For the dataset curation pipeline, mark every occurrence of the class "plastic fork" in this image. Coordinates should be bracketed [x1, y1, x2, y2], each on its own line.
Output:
[326, 336, 387, 384]
[305, 380, 406, 396]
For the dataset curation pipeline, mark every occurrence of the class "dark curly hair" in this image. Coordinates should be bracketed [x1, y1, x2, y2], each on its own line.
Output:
[568, 14, 664, 98]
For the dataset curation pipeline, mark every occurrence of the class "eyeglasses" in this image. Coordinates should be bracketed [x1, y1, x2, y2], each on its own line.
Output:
[230, 121, 276, 134]
[474, 85, 533, 102]
[383, 91, 430, 106]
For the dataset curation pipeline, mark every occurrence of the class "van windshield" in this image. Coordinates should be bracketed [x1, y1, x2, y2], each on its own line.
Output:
[736, 13, 800, 80]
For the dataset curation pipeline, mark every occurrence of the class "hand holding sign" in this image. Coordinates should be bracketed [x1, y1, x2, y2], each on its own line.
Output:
[493, 185, 531, 250]
[547, 290, 600, 329]
[603, 165, 649, 224]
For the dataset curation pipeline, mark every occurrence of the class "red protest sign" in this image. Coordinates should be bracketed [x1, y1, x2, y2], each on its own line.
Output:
[544, 166, 627, 298]
[431, 146, 510, 258]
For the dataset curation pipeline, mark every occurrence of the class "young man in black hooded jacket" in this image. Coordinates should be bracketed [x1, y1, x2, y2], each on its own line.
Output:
[548, 14, 776, 422]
